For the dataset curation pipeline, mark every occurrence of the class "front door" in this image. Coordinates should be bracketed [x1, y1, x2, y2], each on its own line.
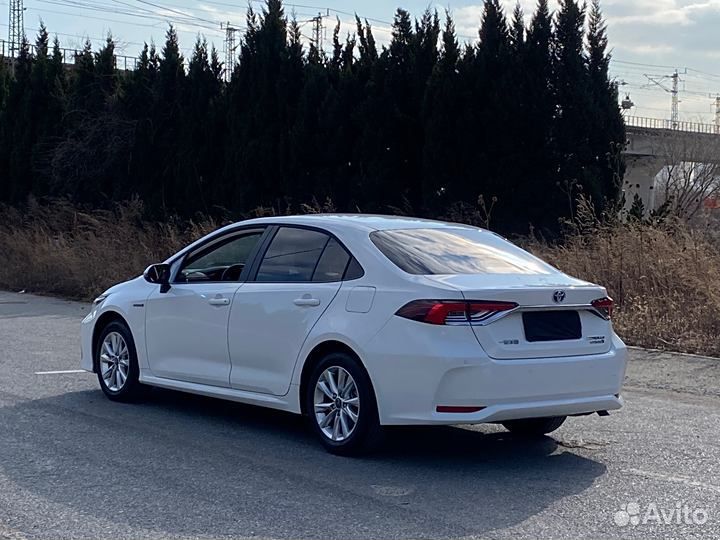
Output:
[145, 228, 266, 387]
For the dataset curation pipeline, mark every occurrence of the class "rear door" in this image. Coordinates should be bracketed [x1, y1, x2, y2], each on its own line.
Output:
[228, 226, 351, 395]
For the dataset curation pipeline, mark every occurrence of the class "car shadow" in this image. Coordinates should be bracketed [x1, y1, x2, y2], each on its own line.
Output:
[0, 387, 607, 539]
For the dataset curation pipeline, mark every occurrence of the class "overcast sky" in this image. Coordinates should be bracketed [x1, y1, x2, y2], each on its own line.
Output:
[4, 0, 720, 122]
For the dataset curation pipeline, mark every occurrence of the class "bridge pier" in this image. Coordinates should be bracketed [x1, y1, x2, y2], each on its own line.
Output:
[621, 156, 664, 214]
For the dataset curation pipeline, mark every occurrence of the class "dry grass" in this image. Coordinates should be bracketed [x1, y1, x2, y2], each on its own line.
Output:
[525, 221, 720, 357]
[0, 199, 219, 300]
[2, 199, 719, 356]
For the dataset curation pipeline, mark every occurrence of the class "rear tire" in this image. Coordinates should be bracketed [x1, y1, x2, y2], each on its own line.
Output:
[305, 352, 383, 455]
[95, 320, 143, 402]
[502, 416, 566, 436]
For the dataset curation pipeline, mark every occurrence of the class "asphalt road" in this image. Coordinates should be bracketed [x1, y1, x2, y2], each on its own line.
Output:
[1, 291, 719, 540]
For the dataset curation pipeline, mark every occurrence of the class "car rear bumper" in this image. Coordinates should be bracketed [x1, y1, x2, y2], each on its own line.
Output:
[393, 393, 623, 425]
[364, 318, 628, 426]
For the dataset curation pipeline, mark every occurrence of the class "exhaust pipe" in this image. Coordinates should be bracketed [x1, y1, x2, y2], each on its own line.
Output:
[596, 410, 609, 417]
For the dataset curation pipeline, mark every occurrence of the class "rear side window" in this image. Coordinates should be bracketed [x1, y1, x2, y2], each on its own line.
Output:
[370, 228, 554, 275]
[313, 238, 351, 282]
[257, 227, 329, 282]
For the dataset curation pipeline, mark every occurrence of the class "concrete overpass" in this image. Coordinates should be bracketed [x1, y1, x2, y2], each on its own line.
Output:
[623, 116, 720, 213]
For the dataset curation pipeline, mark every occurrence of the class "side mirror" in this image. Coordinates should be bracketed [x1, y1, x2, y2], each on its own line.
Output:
[143, 263, 171, 292]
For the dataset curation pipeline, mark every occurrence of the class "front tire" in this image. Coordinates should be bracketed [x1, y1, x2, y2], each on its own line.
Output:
[502, 416, 566, 436]
[95, 320, 143, 402]
[305, 352, 382, 455]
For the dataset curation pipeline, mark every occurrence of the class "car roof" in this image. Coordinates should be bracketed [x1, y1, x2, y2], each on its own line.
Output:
[166, 214, 484, 265]
[236, 214, 480, 232]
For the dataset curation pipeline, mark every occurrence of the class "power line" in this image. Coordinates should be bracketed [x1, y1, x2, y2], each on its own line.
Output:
[34, 0, 223, 33]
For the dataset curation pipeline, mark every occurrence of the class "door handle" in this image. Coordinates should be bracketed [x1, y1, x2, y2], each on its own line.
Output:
[293, 297, 321, 307]
[208, 297, 230, 306]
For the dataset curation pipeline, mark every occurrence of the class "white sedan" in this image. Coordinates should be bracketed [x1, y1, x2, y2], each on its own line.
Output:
[81, 215, 627, 454]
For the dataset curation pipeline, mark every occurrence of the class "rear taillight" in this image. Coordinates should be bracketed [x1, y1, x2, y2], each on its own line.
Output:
[591, 297, 614, 319]
[396, 300, 518, 325]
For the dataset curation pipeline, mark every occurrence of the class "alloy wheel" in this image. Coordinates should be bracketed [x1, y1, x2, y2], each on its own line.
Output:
[313, 366, 360, 441]
[100, 331, 130, 392]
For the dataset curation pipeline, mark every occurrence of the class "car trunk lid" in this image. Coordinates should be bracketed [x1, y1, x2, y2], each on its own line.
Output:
[421, 274, 613, 359]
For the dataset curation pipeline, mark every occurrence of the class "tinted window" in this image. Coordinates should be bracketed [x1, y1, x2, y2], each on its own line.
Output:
[180, 231, 263, 282]
[257, 227, 329, 282]
[343, 257, 364, 280]
[312, 238, 351, 282]
[370, 228, 555, 275]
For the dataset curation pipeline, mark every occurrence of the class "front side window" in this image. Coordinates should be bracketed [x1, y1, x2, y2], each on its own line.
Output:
[370, 228, 555, 275]
[179, 230, 264, 282]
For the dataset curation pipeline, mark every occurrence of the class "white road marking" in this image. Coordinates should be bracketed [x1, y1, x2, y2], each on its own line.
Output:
[370, 485, 415, 497]
[623, 468, 720, 494]
[34, 369, 87, 375]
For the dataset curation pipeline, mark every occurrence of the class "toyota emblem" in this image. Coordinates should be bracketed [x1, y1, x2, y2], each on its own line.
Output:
[552, 290, 566, 303]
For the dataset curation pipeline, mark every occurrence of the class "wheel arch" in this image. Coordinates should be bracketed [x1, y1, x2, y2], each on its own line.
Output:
[91, 310, 130, 372]
[298, 340, 377, 416]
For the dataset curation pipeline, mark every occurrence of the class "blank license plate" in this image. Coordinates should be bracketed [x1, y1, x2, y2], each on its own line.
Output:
[522, 311, 581, 342]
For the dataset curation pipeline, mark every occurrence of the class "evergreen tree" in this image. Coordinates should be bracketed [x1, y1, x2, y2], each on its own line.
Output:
[422, 11, 462, 211]
[516, 0, 560, 232]
[509, 3, 525, 53]
[586, 0, 625, 208]
[0, 38, 33, 202]
[628, 193, 645, 221]
[0, 0, 627, 237]
[28, 24, 65, 196]
[467, 0, 513, 226]
[153, 25, 186, 213]
[553, 0, 591, 221]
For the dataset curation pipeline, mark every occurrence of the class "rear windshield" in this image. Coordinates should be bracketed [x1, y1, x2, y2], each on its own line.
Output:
[369, 228, 554, 275]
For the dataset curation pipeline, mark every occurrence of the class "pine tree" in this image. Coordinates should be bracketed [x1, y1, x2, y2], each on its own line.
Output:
[71, 39, 96, 112]
[469, 0, 513, 226]
[94, 35, 118, 104]
[28, 23, 65, 196]
[0, 38, 33, 202]
[628, 193, 645, 221]
[153, 25, 186, 213]
[515, 0, 560, 232]
[553, 0, 590, 222]
[0, 0, 627, 233]
[586, 0, 625, 208]
[422, 11, 462, 211]
[509, 3, 525, 53]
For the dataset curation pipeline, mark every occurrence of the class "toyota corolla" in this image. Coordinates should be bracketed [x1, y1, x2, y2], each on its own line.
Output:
[80, 215, 627, 454]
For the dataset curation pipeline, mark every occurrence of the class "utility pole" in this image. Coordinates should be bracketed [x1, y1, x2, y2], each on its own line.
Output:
[8, 0, 24, 57]
[310, 12, 323, 53]
[221, 21, 239, 83]
[643, 69, 686, 128]
[309, 10, 329, 53]
[670, 70, 680, 128]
